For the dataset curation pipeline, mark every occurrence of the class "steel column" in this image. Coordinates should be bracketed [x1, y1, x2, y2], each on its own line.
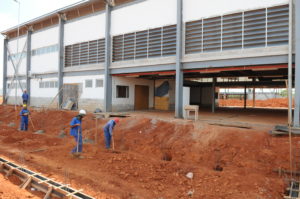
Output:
[2, 38, 8, 104]
[58, 15, 65, 109]
[175, 0, 183, 118]
[212, 78, 216, 113]
[244, 84, 247, 109]
[294, 0, 300, 126]
[26, 29, 32, 105]
[104, 4, 112, 112]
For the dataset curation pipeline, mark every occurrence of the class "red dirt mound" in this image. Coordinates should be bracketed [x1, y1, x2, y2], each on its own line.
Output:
[0, 105, 295, 198]
[219, 98, 292, 108]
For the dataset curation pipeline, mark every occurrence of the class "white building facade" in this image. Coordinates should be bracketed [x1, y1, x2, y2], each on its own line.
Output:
[2, 0, 300, 124]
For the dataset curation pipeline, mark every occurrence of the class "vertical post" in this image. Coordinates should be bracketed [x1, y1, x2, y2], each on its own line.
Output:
[294, 0, 300, 127]
[175, 0, 183, 118]
[104, 4, 112, 112]
[26, 28, 32, 105]
[2, 38, 8, 104]
[244, 84, 247, 109]
[252, 78, 256, 108]
[58, 14, 65, 109]
[212, 78, 216, 113]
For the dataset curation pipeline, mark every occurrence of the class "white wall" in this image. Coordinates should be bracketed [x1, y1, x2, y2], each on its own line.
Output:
[183, 87, 190, 118]
[63, 75, 104, 99]
[31, 77, 58, 98]
[7, 36, 27, 76]
[64, 13, 106, 46]
[31, 26, 58, 49]
[31, 53, 58, 74]
[111, 0, 177, 36]
[183, 0, 288, 22]
[112, 76, 154, 109]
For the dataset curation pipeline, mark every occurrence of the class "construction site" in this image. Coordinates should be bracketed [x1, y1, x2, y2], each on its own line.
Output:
[1, 0, 300, 198]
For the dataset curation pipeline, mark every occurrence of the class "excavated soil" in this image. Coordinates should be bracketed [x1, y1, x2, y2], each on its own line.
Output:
[219, 98, 292, 108]
[0, 105, 296, 198]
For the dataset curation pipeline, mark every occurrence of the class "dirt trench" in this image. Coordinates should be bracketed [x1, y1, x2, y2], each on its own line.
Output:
[0, 105, 294, 199]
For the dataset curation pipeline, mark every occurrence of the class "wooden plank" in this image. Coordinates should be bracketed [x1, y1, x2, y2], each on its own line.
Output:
[208, 122, 251, 129]
[5, 167, 14, 178]
[20, 176, 32, 189]
[43, 186, 53, 199]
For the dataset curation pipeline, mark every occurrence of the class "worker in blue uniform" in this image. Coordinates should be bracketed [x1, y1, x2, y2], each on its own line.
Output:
[70, 109, 86, 157]
[103, 118, 120, 149]
[20, 104, 30, 131]
[22, 90, 29, 105]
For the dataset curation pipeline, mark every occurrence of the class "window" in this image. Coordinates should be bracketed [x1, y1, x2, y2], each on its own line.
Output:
[39, 81, 58, 89]
[50, 81, 55, 88]
[39, 82, 43, 88]
[45, 82, 50, 88]
[96, 79, 103, 87]
[31, 44, 59, 57]
[116, 85, 129, 98]
[85, 79, 93, 88]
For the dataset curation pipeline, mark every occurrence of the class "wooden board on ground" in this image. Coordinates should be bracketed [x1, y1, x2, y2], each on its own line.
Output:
[208, 121, 252, 129]
[94, 112, 130, 118]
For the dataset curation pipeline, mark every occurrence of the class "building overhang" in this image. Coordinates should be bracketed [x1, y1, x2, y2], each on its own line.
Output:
[1, 0, 134, 39]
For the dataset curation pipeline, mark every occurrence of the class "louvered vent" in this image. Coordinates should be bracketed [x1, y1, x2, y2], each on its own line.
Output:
[112, 25, 176, 62]
[64, 38, 105, 67]
[267, 5, 289, 46]
[185, 4, 289, 54]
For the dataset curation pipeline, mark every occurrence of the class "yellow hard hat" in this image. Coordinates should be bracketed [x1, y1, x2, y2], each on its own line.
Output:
[23, 104, 27, 107]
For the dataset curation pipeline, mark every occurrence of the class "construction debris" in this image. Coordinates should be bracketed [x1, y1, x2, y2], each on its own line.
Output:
[186, 172, 193, 179]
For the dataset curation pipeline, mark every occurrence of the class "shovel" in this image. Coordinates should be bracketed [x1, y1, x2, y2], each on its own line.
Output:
[111, 135, 120, 154]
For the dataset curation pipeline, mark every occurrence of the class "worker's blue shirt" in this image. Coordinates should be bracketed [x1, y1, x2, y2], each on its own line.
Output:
[103, 120, 116, 135]
[70, 117, 82, 136]
[20, 109, 29, 121]
[22, 93, 29, 101]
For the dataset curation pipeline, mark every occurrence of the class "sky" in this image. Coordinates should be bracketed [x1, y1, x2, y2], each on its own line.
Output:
[0, 0, 80, 92]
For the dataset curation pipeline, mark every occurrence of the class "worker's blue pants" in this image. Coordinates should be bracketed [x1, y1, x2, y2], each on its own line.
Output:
[71, 134, 82, 153]
[20, 117, 28, 131]
[104, 129, 111, 149]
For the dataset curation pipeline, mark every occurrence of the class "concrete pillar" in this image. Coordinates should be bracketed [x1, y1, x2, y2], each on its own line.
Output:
[58, 14, 65, 109]
[244, 84, 247, 109]
[212, 78, 216, 113]
[175, 0, 183, 118]
[104, 4, 112, 112]
[26, 28, 32, 105]
[294, 0, 300, 127]
[2, 38, 8, 104]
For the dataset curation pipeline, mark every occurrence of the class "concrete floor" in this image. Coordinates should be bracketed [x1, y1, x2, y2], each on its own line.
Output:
[129, 107, 288, 127]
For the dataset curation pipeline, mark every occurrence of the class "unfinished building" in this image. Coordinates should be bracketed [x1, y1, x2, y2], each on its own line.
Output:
[1, 0, 300, 125]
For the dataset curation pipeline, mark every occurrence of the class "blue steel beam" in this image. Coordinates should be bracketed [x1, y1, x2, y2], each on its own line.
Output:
[104, 4, 112, 112]
[2, 39, 8, 104]
[58, 15, 65, 109]
[294, 0, 300, 127]
[26, 28, 32, 105]
[175, 0, 183, 118]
